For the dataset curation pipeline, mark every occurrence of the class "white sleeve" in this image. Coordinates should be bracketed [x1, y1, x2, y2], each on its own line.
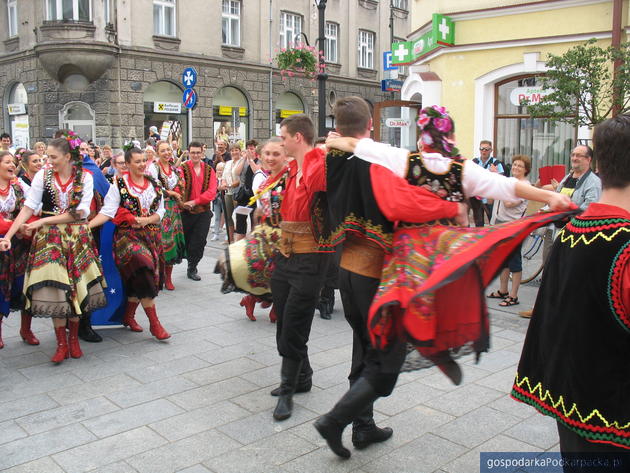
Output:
[252, 172, 265, 208]
[156, 195, 165, 220]
[18, 178, 30, 194]
[75, 172, 94, 219]
[100, 182, 121, 218]
[24, 170, 44, 211]
[148, 163, 158, 180]
[462, 160, 518, 201]
[353, 138, 409, 177]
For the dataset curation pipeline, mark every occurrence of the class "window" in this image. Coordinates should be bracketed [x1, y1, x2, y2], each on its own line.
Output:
[324, 22, 338, 63]
[7, 0, 17, 36]
[103, 0, 110, 24]
[279, 11, 302, 49]
[392, 0, 408, 10]
[46, 0, 92, 21]
[153, 0, 176, 37]
[358, 30, 375, 69]
[222, 0, 240, 46]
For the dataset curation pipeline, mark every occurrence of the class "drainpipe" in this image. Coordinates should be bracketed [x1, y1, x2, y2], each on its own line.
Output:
[612, 0, 622, 116]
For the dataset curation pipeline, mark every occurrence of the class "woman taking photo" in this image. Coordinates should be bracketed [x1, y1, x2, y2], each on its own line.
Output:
[0, 151, 39, 348]
[89, 147, 170, 340]
[0, 136, 107, 363]
[149, 141, 185, 291]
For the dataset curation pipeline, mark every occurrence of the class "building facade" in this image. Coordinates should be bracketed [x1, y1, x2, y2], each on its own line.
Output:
[400, 0, 624, 177]
[0, 0, 410, 148]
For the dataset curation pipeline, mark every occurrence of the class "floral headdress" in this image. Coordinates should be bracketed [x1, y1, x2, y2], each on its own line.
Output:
[56, 130, 84, 218]
[416, 105, 460, 158]
[59, 130, 83, 163]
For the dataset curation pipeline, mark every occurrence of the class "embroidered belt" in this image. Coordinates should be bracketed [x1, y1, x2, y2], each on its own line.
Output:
[340, 236, 384, 279]
[279, 221, 318, 256]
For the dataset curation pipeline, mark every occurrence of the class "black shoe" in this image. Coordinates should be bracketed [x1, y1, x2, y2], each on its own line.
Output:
[78, 314, 103, 343]
[273, 357, 303, 421]
[320, 310, 331, 320]
[270, 377, 312, 396]
[352, 425, 393, 449]
[317, 301, 332, 320]
[187, 267, 201, 281]
[314, 377, 381, 459]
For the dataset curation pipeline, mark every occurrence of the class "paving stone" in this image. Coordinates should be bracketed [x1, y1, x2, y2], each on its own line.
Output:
[85, 461, 139, 473]
[0, 351, 52, 370]
[291, 382, 347, 415]
[503, 413, 560, 449]
[474, 366, 520, 393]
[0, 393, 59, 423]
[423, 383, 505, 417]
[149, 400, 250, 441]
[382, 404, 455, 448]
[0, 456, 66, 473]
[464, 349, 522, 372]
[124, 355, 210, 384]
[372, 380, 445, 416]
[168, 377, 259, 410]
[182, 358, 266, 385]
[432, 405, 523, 448]
[231, 385, 289, 413]
[52, 426, 167, 473]
[0, 424, 96, 471]
[196, 341, 273, 365]
[106, 375, 198, 408]
[82, 398, 185, 438]
[309, 362, 352, 390]
[178, 465, 214, 473]
[240, 364, 283, 388]
[48, 374, 142, 406]
[419, 364, 493, 392]
[489, 394, 536, 420]
[126, 429, 240, 473]
[281, 445, 367, 473]
[0, 372, 83, 404]
[0, 419, 28, 445]
[17, 397, 120, 435]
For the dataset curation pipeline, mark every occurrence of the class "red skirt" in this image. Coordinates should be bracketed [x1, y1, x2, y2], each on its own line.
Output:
[368, 210, 576, 374]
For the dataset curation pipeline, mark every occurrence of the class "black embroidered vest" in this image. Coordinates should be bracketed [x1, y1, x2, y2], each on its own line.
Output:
[116, 175, 163, 217]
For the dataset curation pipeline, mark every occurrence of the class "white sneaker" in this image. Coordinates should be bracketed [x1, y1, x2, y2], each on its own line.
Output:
[210, 234, 218, 241]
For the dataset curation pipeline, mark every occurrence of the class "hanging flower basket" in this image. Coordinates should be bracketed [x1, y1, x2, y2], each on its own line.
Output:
[275, 44, 325, 80]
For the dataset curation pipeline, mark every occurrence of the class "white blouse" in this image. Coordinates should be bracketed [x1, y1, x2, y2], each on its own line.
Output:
[0, 185, 19, 219]
[148, 162, 179, 191]
[353, 138, 519, 202]
[24, 169, 94, 219]
[100, 174, 165, 220]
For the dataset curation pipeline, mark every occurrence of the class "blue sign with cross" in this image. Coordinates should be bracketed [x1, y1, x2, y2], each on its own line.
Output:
[182, 67, 197, 88]
[182, 88, 197, 109]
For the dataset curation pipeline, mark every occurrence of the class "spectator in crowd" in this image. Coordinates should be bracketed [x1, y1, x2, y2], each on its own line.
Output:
[148, 126, 160, 144]
[33, 141, 47, 159]
[546, 145, 601, 210]
[211, 161, 226, 241]
[470, 140, 503, 226]
[211, 139, 229, 168]
[0, 133, 15, 154]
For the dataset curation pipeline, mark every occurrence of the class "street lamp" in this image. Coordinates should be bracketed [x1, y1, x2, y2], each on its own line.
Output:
[315, 0, 327, 137]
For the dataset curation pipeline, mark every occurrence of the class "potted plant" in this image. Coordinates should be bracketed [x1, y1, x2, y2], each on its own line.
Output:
[275, 44, 325, 80]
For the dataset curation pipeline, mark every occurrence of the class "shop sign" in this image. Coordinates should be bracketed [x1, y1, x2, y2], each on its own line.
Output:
[153, 102, 182, 114]
[509, 87, 552, 106]
[218, 106, 247, 116]
[279, 109, 302, 118]
[392, 14, 455, 65]
[381, 79, 404, 92]
[11, 114, 29, 148]
[385, 118, 411, 128]
[7, 103, 26, 115]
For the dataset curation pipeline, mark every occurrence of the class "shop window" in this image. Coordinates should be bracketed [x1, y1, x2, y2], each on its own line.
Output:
[46, 0, 92, 21]
[325, 22, 338, 64]
[222, 0, 240, 47]
[213, 86, 249, 143]
[5, 82, 29, 148]
[59, 101, 95, 142]
[7, 0, 17, 36]
[144, 80, 187, 146]
[279, 11, 302, 49]
[358, 30, 374, 69]
[495, 75, 576, 181]
[392, 0, 408, 11]
[275, 92, 305, 135]
[153, 0, 176, 37]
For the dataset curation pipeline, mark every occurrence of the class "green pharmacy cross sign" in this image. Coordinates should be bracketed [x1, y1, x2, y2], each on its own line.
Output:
[392, 13, 455, 66]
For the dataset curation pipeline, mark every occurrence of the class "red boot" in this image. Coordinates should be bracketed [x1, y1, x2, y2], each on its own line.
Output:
[164, 265, 175, 291]
[51, 326, 69, 363]
[240, 295, 257, 321]
[144, 305, 170, 340]
[20, 311, 40, 345]
[268, 305, 277, 323]
[122, 300, 143, 332]
[67, 320, 83, 359]
[260, 299, 272, 309]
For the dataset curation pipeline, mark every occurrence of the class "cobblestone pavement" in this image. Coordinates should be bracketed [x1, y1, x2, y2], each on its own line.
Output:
[0, 238, 557, 473]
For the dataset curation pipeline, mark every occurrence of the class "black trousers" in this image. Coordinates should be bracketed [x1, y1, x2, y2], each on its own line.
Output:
[181, 210, 212, 269]
[557, 422, 629, 472]
[271, 252, 331, 362]
[470, 197, 494, 227]
[338, 268, 407, 397]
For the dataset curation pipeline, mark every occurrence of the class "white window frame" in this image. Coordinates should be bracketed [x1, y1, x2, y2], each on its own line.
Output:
[46, 0, 93, 21]
[7, 0, 17, 37]
[324, 22, 338, 64]
[153, 0, 176, 37]
[222, 0, 240, 47]
[358, 30, 375, 69]
[392, 0, 408, 10]
[279, 11, 302, 49]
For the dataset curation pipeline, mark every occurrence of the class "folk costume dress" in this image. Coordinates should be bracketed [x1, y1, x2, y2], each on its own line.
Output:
[22, 166, 107, 318]
[216, 167, 287, 297]
[511, 203, 630, 450]
[148, 161, 186, 265]
[100, 174, 166, 300]
[349, 140, 577, 381]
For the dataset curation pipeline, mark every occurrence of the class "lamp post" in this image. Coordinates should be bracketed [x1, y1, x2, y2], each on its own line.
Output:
[315, 0, 327, 137]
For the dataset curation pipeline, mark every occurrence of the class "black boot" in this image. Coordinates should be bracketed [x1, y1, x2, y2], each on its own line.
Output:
[187, 265, 201, 281]
[314, 377, 381, 459]
[270, 357, 313, 396]
[318, 287, 334, 320]
[351, 401, 393, 449]
[273, 357, 303, 421]
[78, 313, 103, 343]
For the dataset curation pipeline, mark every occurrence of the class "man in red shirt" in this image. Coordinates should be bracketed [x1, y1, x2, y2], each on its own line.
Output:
[180, 141, 217, 281]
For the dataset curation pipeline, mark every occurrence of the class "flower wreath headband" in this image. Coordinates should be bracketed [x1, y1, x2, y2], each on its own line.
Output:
[60, 130, 83, 163]
[58, 130, 85, 218]
[416, 105, 460, 157]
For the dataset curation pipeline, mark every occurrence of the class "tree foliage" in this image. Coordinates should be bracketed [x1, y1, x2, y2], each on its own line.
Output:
[526, 39, 630, 128]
